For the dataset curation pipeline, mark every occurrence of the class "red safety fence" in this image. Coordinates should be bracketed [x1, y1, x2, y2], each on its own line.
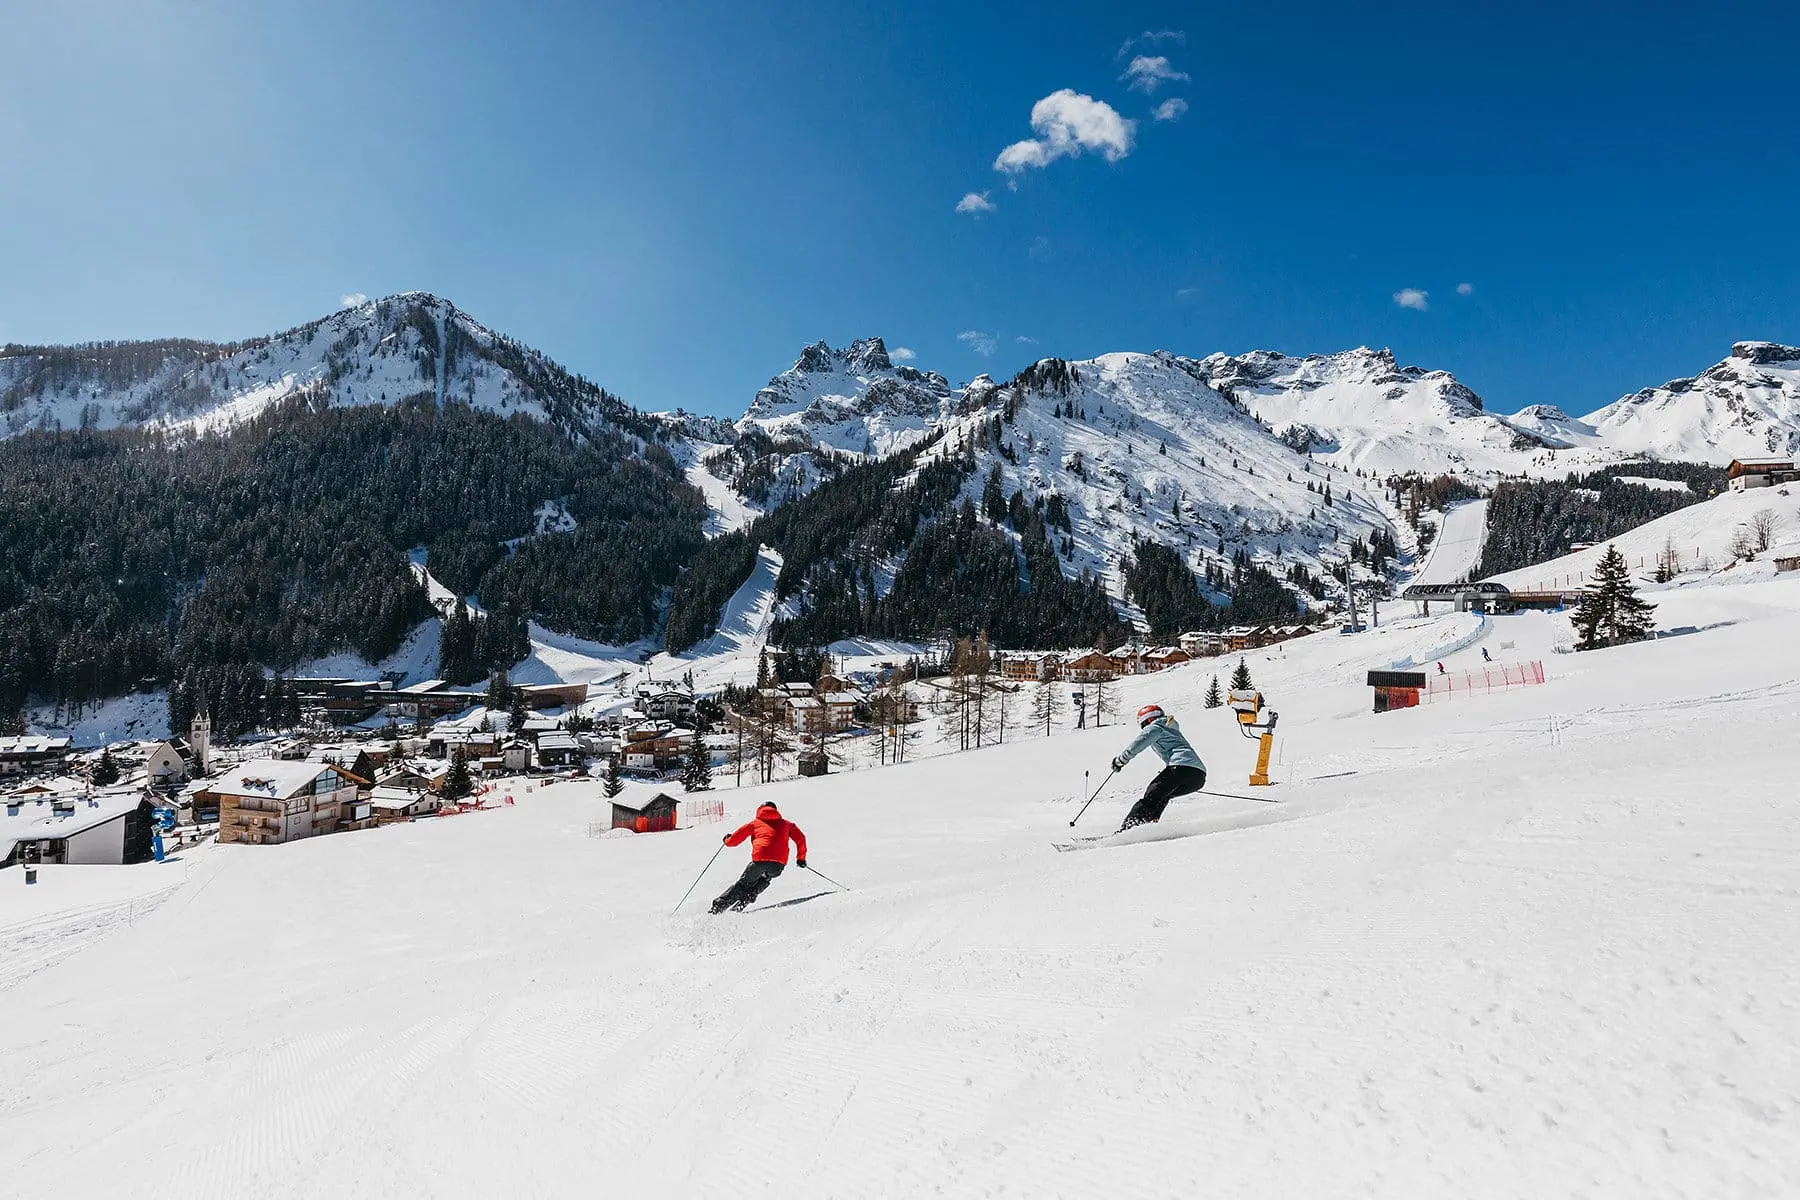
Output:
[1425, 660, 1545, 701]
[678, 796, 726, 827]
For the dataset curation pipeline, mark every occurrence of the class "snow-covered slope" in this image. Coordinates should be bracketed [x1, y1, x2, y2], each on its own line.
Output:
[1584, 342, 1800, 463]
[1412, 498, 1490, 586]
[7, 573, 1799, 1196]
[1489, 483, 1800, 591]
[0, 293, 647, 439]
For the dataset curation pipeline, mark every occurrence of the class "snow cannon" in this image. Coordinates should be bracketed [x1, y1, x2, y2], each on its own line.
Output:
[1229, 690, 1279, 787]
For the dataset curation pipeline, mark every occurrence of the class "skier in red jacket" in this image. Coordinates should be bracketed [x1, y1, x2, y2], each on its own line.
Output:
[710, 802, 808, 913]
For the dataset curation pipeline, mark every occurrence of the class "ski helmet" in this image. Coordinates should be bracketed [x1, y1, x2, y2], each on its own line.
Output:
[1136, 704, 1164, 727]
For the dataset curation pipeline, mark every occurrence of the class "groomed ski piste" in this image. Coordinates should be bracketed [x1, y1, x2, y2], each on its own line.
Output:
[4, 573, 1800, 1197]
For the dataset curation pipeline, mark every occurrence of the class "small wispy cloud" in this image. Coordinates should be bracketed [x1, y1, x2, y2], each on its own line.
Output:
[1123, 55, 1190, 94]
[891, 346, 917, 362]
[958, 330, 998, 356]
[1118, 29, 1185, 59]
[1028, 236, 1052, 261]
[1015, 335, 1038, 345]
[1393, 288, 1430, 311]
[1175, 286, 1198, 300]
[956, 191, 995, 215]
[339, 292, 368, 309]
[1456, 282, 1474, 296]
[1152, 97, 1189, 122]
[995, 89, 1136, 174]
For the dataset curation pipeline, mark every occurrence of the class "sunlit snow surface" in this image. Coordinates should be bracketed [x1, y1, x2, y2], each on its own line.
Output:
[4, 570, 1798, 1198]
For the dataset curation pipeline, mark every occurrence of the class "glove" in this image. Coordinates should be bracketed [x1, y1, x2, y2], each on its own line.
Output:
[1110, 756, 1126, 773]
[796, 859, 807, 869]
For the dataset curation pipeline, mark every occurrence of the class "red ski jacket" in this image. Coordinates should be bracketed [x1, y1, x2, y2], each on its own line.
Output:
[724, 804, 807, 864]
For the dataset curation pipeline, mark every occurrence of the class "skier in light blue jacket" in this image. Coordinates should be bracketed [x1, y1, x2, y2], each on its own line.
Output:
[1110, 704, 1207, 831]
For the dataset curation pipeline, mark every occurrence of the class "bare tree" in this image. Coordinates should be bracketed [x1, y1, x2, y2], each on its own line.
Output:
[1751, 507, 1780, 554]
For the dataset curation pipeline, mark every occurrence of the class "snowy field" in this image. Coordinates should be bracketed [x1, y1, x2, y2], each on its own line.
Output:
[1412, 498, 1489, 586]
[3, 576, 1799, 1197]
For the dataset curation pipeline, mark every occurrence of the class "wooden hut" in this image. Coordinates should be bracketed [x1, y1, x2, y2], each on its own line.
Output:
[611, 791, 680, 833]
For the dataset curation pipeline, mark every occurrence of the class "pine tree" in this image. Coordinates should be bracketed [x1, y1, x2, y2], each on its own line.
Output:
[681, 735, 713, 792]
[443, 747, 474, 802]
[1204, 675, 1223, 709]
[1229, 658, 1253, 691]
[602, 752, 624, 799]
[485, 669, 513, 712]
[1571, 543, 1656, 650]
[92, 747, 120, 786]
[507, 686, 529, 736]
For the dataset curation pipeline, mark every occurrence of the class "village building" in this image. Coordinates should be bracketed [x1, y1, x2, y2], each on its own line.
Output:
[634, 686, 696, 724]
[785, 696, 829, 734]
[209, 760, 365, 846]
[999, 652, 1061, 682]
[2, 788, 156, 868]
[1061, 650, 1117, 683]
[1726, 458, 1800, 491]
[0, 735, 72, 778]
[1141, 647, 1192, 671]
[822, 692, 860, 732]
[308, 746, 376, 787]
[369, 784, 443, 824]
[516, 681, 590, 710]
[534, 731, 583, 769]
[814, 673, 856, 695]
[621, 722, 690, 773]
[1178, 631, 1225, 658]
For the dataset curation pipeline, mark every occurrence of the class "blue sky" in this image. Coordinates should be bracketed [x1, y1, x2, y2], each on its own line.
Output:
[4, 1, 1798, 419]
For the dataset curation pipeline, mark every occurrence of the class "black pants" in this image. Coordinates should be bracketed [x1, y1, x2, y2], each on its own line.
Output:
[1121, 765, 1206, 830]
[711, 861, 785, 913]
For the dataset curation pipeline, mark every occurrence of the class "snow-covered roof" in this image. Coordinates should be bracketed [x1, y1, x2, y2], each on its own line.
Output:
[205, 760, 353, 800]
[6, 775, 89, 800]
[1766, 540, 1800, 561]
[2, 790, 145, 854]
[786, 697, 822, 709]
[369, 786, 432, 810]
[0, 735, 72, 757]
[536, 732, 580, 752]
[610, 790, 678, 813]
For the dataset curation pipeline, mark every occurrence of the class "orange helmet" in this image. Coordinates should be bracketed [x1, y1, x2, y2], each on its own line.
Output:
[1136, 704, 1164, 727]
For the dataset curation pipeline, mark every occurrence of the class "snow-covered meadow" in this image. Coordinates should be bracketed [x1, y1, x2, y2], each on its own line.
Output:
[3, 568, 1798, 1197]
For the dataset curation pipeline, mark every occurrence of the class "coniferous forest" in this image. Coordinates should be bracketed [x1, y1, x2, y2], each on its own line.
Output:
[1475, 463, 1727, 578]
[0, 395, 705, 732]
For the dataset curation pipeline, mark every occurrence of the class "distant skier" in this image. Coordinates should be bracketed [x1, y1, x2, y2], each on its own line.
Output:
[1109, 704, 1207, 832]
[1437, 661, 1446, 674]
[710, 802, 808, 913]
[1480, 647, 1491, 662]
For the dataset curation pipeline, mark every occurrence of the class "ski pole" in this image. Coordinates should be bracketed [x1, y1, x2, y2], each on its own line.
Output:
[1069, 767, 1118, 827]
[805, 864, 850, 891]
[1200, 788, 1281, 804]
[672, 842, 727, 914]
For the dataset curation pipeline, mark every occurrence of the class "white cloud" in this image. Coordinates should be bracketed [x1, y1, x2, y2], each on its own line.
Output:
[1175, 286, 1198, 300]
[1393, 288, 1430, 311]
[1015, 335, 1038, 345]
[994, 90, 1136, 174]
[1123, 55, 1189, 93]
[891, 346, 917, 362]
[1118, 29, 1185, 59]
[1152, 97, 1189, 122]
[958, 330, 998, 356]
[956, 191, 995, 215]
[339, 292, 368, 309]
[1456, 282, 1474, 296]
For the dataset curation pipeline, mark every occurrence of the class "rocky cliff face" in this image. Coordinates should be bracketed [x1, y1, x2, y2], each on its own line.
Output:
[1584, 343, 1800, 462]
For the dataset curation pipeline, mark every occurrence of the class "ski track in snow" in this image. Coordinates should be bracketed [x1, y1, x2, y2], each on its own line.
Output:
[4, 579, 1800, 1197]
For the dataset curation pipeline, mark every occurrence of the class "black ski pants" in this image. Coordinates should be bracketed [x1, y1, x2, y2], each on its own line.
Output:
[711, 861, 785, 913]
[1121, 765, 1206, 830]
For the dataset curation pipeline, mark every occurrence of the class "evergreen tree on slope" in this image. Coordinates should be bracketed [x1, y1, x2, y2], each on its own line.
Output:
[1571, 543, 1656, 650]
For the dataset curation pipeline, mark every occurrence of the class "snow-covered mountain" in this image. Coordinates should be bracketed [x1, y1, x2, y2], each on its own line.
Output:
[914, 351, 1400, 611]
[1582, 341, 1800, 463]
[1189, 347, 1562, 476]
[741, 336, 954, 456]
[0, 293, 651, 440]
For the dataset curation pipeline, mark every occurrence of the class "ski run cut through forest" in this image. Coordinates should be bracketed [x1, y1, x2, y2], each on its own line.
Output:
[4, 562, 1799, 1198]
